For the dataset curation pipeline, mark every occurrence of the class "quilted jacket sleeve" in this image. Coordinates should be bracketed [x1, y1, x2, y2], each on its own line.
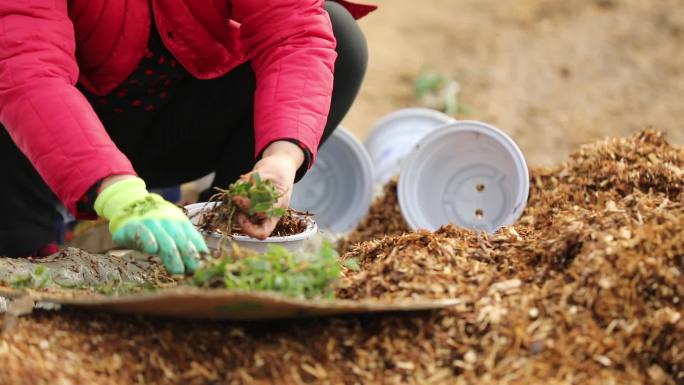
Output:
[0, 0, 136, 216]
[231, 0, 337, 167]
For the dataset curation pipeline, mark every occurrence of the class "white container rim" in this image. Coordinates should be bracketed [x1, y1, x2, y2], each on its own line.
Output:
[364, 107, 454, 150]
[326, 127, 375, 232]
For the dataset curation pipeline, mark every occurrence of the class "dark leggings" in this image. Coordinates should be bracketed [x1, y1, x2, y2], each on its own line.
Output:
[0, 2, 367, 255]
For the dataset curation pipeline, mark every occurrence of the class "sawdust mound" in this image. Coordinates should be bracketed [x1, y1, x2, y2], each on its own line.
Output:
[1, 130, 683, 384]
[338, 179, 410, 254]
[334, 130, 683, 383]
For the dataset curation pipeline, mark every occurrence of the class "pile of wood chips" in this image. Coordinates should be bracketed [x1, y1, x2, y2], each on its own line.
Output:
[1, 130, 683, 385]
[337, 179, 410, 254]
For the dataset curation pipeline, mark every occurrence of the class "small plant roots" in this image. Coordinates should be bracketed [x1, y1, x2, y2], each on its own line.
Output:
[195, 173, 310, 237]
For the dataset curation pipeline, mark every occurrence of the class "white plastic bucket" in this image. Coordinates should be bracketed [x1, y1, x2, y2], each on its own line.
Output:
[365, 108, 453, 184]
[398, 121, 529, 233]
[290, 127, 374, 233]
[184, 202, 318, 254]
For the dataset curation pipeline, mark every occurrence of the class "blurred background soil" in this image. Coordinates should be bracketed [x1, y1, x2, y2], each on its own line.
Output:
[343, 0, 684, 166]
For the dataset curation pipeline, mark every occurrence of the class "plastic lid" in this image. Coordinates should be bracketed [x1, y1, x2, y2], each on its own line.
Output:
[364, 108, 453, 184]
[398, 121, 529, 233]
[290, 127, 374, 233]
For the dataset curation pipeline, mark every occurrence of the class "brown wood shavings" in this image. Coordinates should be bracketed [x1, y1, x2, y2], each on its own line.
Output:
[336, 229, 496, 301]
[1, 130, 683, 385]
[338, 179, 410, 254]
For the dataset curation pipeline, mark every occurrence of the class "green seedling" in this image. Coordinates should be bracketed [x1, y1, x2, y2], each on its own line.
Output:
[9, 265, 50, 290]
[200, 172, 287, 235]
[414, 72, 448, 99]
[228, 173, 287, 217]
[192, 241, 359, 299]
[414, 71, 471, 117]
[4, 264, 158, 295]
[2, 243, 358, 300]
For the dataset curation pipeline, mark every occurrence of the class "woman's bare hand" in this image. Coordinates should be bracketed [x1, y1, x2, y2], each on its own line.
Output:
[232, 141, 304, 239]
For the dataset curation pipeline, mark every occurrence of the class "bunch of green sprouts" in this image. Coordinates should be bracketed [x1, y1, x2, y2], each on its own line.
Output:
[192, 241, 359, 299]
[10, 265, 50, 290]
[3, 242, 361, 300]
[199, 172, 286, 235]
[228, 173, 287, 217]
[7, 265, 159, 295]
[414, 72, 471, 117]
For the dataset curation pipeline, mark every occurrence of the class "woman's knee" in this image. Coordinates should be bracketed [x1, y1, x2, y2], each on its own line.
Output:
[325, 1, 368, 84]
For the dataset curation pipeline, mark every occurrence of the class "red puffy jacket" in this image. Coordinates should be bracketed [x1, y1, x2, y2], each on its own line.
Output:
[0, 0, 375, 216]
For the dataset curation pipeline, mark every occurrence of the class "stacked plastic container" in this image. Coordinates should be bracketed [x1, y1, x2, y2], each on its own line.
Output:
[364, 108, 454, 184]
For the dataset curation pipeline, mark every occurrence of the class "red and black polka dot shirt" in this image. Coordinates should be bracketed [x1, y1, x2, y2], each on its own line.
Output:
[81, 25, 188, 113]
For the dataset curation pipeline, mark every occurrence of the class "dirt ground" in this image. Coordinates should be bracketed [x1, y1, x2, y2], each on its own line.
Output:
[344, 0, 684, 166]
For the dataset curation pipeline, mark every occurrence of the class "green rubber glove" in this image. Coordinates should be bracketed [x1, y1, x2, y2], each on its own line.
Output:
[94, 177, 208, 275]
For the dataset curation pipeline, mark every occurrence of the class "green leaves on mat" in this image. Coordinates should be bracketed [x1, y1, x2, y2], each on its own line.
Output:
[4, 263, 159, 295]
[9, 265, 50, 290]
[2, 242, 358, 300]
[193, 241, 357, 300]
